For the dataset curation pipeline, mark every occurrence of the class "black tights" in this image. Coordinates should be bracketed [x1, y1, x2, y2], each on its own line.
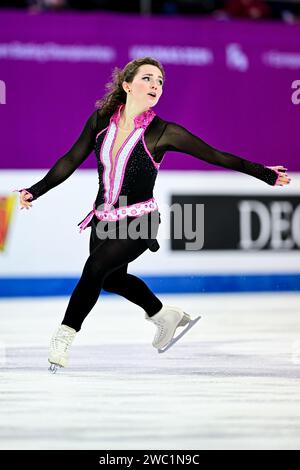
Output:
[62, 219, 163, 331]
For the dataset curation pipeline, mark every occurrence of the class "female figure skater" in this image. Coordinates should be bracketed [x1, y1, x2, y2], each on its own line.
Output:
[16, 57, 290, 371]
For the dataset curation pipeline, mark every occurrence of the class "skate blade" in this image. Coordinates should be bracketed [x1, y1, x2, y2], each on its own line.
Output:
[48, 363, 62, 374]
[157, 316, 201, 354]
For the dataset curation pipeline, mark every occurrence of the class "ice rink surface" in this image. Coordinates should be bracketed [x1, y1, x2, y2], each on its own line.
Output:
[0, 292, 300, 450]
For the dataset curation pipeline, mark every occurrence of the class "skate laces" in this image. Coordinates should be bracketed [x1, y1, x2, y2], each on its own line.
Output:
[153, 319, 167, 341]
[51, 327, 75, 353]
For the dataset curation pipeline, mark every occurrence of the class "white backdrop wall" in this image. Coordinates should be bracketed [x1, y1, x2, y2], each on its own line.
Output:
[1, 170, 300, 279]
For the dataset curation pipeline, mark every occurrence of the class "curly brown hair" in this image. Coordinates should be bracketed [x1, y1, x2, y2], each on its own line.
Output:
[95, 57, 165, 118]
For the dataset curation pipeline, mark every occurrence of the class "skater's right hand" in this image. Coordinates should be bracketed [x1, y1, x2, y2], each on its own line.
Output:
[19, 190, 33, 210]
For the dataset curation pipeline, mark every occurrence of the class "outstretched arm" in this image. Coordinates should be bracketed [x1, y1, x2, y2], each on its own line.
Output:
[15, 110, 99, 208]
[157, 122, 290, 186]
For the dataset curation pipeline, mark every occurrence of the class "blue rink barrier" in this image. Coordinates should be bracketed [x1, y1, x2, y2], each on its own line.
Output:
[0, 274, 299, 297]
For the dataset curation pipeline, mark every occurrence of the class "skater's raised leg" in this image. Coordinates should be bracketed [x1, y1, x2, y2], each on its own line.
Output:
[102, 264, 163, 317]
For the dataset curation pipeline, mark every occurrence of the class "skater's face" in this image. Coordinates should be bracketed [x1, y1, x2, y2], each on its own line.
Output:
[123, 64, 164, 108]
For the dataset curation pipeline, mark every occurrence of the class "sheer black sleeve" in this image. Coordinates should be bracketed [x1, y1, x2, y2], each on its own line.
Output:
[156, 121, 279, 185]
[18, 110, 99, 201]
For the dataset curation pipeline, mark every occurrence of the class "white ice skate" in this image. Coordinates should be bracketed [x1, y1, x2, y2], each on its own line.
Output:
[48, 324, 77, 373]
[145, 305, 201, 353]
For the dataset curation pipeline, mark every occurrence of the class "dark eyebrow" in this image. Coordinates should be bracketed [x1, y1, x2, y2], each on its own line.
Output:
[142, 73, 164, 80]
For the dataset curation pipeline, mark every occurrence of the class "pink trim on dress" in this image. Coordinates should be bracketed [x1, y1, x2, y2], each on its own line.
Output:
[110, 103, 123, 126]
[134, 106, 156, 129]
[106, 104, 156, 206]
[107, 122, 119, 205]
[95, 126, 108, 141]
[78, 197, 158, 232]
[110, 103, 156, 130]
[100, 124, 115, 209]
[142, 133, 160, 170]
[82, 104, 158, 232]
[112, 128, 144, 205]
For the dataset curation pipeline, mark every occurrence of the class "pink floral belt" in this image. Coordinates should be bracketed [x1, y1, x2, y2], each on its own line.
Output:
[78, 197, 158, 233]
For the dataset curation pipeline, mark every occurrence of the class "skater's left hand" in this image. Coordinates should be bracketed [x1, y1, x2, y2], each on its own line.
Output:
[267, 166, 291, 186]
[19, 190, 33, 210]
